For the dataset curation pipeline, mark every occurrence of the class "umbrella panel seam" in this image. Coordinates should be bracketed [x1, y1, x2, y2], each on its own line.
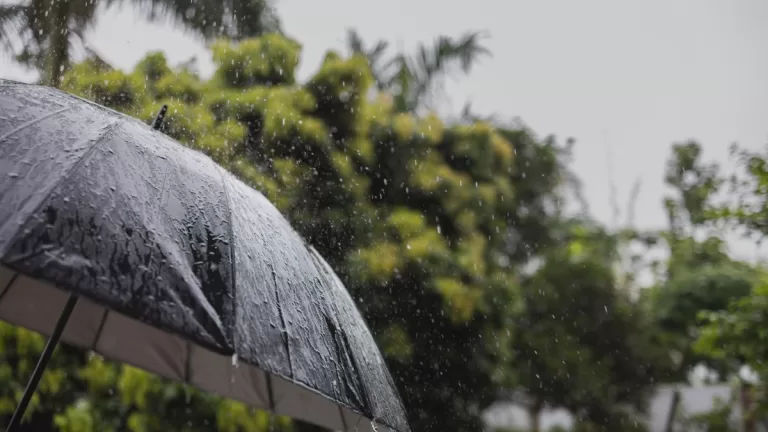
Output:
[0, 106, 72, 143]
[1, 119, 121, 259]
[214, 164, 238, 352]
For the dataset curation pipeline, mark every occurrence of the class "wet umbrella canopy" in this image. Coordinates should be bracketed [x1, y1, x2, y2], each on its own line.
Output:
[0, 80, 410, 432]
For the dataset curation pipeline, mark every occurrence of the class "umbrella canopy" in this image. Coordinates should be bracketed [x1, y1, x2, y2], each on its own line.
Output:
[0, 79, 410, 432]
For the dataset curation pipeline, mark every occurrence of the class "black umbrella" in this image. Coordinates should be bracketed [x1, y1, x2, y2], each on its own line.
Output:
[0, 79, 410, 432]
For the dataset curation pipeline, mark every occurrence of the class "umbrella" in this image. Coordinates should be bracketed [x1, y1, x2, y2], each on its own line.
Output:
[0, 79, 410, 432]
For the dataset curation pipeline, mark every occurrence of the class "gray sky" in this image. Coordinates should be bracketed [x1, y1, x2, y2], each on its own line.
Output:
[3, 0, 767, 257]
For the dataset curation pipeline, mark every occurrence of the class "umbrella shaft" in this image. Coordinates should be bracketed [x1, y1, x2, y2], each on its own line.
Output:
[5, 294, 78, 432]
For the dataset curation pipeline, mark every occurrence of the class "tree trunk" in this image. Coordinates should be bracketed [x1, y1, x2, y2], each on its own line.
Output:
[663, 388, 681, 432]
[528, 399, 543, 432]
[741, 381, 756, 432]
[45, 1, 70, 88]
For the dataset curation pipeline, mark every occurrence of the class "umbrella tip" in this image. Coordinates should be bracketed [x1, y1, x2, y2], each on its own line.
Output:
[151, 105, 168, 130]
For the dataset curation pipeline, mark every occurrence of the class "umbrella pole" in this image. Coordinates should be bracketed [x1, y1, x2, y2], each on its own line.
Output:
[5, 294, 79, 432]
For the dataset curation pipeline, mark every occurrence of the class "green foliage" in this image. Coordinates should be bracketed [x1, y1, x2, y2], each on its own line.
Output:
[664, 141, 722, 230]
[0, 32, 576, 432]
[511, 224, 669, 429]
[15, 13, 761, 432]
[641, 141, 759, 385]
[653, 263, 758, 380]
[7, 27, 742, 432]
[710, 144, 768, 237]
[690, 145, 768, 400]
[211, 35, 301, 87]
[694, 146, 768, 394]
[0, 329, 294, 431]
[696, 281, 768, 404]
[0, 324, 87, 429]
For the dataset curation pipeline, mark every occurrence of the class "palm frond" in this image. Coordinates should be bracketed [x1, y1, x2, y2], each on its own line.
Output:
[424, 31, 490, 79]
[368, 40, 388, 62]
[345, 28, 391, 89]
[454, 31, 491, 72]
[112, 0, 281, 40]
[346, 28, 366, 54]
[69, 0, 99, 32]
[83, 43, 114, 70]
[343, 28, 491, 112]
[0, 4, 29, 58]
[407, 30, 491, 110]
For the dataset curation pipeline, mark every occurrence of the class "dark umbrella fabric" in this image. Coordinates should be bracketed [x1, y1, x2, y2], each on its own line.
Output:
[0, 79, 410, 432]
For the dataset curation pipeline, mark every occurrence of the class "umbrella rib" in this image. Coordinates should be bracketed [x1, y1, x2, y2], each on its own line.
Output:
[269, 264, 293, 378]
[338, 405, 348, 431]
[265, 371, 276, 411]
[90, 308, 110, 352]
[0, 272, 18, 304]
[150, 135, 197, 384]
[184, 341, 192, 382]
[0, 106, 72, 142]
[0, 120, 121, 259]
[307, 251, 378, 420]
[214, 165, 237, 350]
[339, 329, 375, 419]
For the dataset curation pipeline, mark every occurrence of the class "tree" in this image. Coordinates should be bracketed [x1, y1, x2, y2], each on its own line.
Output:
[626, 141, 763, 431]
[694, 143, 768, 427]
[0, 325, 88, 431]
[641, 141, 758, 383]
[0, 0, 99, 87]
[0, 0, 280, 87]
[510, 220, 669, 432]
[1, 32, 574, 432]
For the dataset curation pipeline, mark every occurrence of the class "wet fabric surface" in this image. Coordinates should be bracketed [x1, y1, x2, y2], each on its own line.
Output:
[0, 80, 410, 432]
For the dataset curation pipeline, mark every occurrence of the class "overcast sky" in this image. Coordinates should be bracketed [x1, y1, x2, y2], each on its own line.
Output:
[2, 0, 767, 258]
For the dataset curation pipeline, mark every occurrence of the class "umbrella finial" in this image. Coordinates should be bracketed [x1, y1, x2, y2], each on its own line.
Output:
[151, 104, 168, 130]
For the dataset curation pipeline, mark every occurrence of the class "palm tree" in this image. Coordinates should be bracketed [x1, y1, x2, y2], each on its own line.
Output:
[346, 28, 491, 113]
[1, 0, 98, 87]
[0, 0, 281, 88]
[125, 0, 280, 41]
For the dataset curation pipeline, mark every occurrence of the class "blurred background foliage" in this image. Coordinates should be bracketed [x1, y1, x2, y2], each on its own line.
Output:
[1, 2, 768, 432]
